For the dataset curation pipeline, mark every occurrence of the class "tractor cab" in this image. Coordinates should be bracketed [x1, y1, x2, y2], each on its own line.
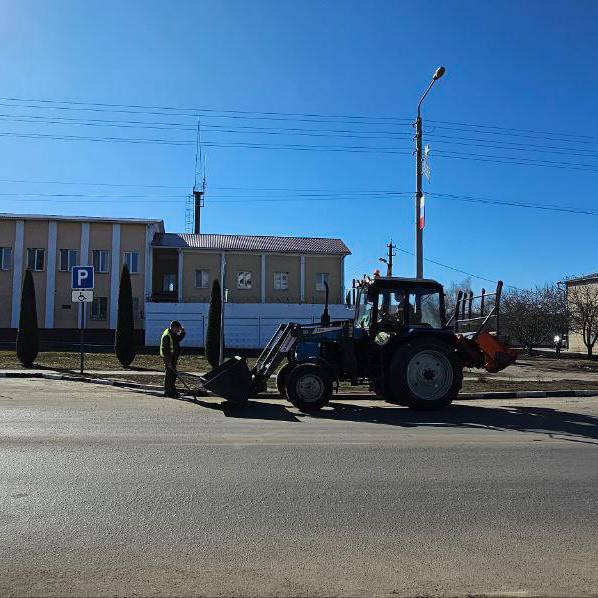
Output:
[355, 277, 446, 337]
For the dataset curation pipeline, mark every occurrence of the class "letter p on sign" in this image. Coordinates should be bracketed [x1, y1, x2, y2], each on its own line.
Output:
[72, 266, 94, 290]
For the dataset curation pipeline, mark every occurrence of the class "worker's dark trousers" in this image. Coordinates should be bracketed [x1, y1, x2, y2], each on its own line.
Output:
[163, 358, 178, 396]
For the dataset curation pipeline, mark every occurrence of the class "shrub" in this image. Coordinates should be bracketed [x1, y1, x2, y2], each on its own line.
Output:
[16, 269, 39, 367]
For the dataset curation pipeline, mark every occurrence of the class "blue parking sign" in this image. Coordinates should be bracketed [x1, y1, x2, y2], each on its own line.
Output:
[72, 266, 94, 290]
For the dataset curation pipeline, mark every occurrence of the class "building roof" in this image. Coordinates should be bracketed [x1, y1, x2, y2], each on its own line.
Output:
[0, 213, 164, 227]
[564, 272, 598, 284]
[152, 233, 351, 255]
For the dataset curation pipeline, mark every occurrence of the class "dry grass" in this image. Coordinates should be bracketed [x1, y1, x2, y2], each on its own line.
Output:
[0, 350, 212, 372]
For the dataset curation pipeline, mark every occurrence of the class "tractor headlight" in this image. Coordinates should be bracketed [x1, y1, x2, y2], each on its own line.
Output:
[374, 331, 391, 346]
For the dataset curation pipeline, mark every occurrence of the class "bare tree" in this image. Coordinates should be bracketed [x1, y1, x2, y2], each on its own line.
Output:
[444, 277, 472, 317]
[502, 285, 566, 354]
[567, 283, 598, 358]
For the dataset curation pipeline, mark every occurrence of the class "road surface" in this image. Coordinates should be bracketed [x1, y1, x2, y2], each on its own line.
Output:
[1, 379, 597, 596]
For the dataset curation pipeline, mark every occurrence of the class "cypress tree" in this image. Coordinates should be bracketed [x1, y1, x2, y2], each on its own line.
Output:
[205, 278, 222, 368]
[114, 264, 136, 367]
[16, 269, 39, 367]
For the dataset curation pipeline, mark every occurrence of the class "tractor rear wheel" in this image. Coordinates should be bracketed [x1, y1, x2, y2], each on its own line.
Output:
[286, 363, 332, 412]
[387, 340, 462, 410]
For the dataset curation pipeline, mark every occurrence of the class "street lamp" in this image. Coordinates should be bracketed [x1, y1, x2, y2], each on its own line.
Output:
[415, 66, 446, 279]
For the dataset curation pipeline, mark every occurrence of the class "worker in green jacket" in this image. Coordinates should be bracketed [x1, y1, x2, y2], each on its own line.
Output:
[160, 320, 186, 398]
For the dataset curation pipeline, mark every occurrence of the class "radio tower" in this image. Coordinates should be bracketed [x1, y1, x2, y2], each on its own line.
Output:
[192, 120, 206, 234]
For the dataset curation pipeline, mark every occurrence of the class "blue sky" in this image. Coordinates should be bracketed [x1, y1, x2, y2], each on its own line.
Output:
[1, 0, 597, 290]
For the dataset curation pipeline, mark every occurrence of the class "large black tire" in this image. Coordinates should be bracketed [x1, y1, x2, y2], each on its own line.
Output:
[286, 363, 332, 412]
[386, 339, 462, 410]
[276, 362, 293, 398]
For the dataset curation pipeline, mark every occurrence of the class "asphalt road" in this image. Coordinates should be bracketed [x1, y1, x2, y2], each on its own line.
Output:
[1, 379, 597, 597]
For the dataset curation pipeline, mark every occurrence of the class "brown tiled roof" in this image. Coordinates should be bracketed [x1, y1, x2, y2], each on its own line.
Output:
[152, 233, 350, 255]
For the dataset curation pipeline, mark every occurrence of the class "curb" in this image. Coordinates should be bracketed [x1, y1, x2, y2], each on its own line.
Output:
[2, 371, 598, 401]
[0, 371, 164, 395]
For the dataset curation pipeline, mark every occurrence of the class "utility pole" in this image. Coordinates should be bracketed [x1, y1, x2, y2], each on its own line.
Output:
[386, 240, 396, 276]
[378, 240, 396, 276]
[415, 113, 424, 279]
[415, 66, 446, 279]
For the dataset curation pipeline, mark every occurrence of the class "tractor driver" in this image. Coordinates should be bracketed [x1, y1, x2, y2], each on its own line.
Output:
[377, 291, 405, 326]
[160, 320, 186, 398]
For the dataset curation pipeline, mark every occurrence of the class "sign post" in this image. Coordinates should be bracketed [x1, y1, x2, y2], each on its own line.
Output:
[72, 267, 95, 374]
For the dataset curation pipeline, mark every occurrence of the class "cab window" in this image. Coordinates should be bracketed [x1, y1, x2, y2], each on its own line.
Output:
[407, 288, 442, 328]
[356, 290, 373, 328]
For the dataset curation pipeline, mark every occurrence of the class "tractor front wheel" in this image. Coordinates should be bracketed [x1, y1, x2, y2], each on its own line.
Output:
[387, 340, 462, 410]
[286, 363, 332, 412]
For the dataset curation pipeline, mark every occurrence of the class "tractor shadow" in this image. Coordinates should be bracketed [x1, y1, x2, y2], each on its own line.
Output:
[305, 401, 598, 444]
[179, 392, 598, 444]
[193, 398, 301, 422]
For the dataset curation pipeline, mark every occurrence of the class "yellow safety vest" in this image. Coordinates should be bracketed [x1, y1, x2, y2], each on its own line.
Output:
[159, 328, 173, 358]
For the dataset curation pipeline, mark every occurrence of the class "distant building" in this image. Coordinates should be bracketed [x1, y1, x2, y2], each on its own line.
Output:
[0, 213, 351, 348]
[564, 272, 598, 353]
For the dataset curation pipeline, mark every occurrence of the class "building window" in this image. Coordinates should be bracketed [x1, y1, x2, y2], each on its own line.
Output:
[315, 272, 329, 291]
[163, 273, 176, 292]
[92, 250, 110, 273]
[27, 248, 45, 271]
[274, 271, 288, 290]
[59, 249, 78, 272]
[90, 297, 108, 321]
[237, 271, 252, 289]
[195, 269, 209, 288]
[0, 247, 12, 271]
[123, 251, 140, 274]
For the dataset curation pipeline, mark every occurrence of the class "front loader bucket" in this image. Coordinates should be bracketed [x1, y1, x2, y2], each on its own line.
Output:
[476, 331, 518, 373]
[200, 356, 251, 403]
[457, 331, 518, 373]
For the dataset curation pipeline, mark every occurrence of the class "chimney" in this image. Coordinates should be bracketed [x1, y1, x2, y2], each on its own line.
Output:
[193, 189, 203, 234]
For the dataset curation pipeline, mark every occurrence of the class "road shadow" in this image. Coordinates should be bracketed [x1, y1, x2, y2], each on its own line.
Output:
[180, 392, 598, 444]
[303, 402, 598, 444]
[192, 398, 301, 423]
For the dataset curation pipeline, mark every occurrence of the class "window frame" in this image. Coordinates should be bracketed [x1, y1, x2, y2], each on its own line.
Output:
[195, 269, 209, 289]
[27, 248, 45, 272]
[0, 247, 12, 271]
[123, 251, 140, 274]
[90, 296, 108, 321]
[92, 250, 110, 274]
[237, 271, 253, 290]
[59, 248, 79, 272]
[274, 271, 289, 291]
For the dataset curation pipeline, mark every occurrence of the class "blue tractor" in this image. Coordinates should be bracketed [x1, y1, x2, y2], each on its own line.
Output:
[201, 277, 517, 412]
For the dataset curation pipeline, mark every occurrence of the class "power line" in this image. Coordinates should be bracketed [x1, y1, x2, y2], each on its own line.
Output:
[3, 112, 597, 157]
[428, 118, 595, 141]
[394, 246, 501, 285]
[428, 192, 598, 216]
[0, 95, 591, 143]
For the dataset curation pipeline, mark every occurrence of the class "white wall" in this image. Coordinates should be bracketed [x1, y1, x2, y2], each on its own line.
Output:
[145, 302, 354, 348]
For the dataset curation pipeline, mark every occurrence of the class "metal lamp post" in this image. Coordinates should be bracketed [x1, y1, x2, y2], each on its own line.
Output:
[415, 66, 445, 279]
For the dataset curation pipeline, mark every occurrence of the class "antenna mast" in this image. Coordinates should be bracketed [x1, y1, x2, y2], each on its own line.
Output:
[192, 120, 205, 234]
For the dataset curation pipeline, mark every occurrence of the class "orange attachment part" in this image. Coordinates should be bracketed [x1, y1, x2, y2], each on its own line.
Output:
[475, 331, 518, 373]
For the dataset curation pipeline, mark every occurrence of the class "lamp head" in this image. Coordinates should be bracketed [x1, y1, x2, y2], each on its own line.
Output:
[433, 66, 446, 81]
